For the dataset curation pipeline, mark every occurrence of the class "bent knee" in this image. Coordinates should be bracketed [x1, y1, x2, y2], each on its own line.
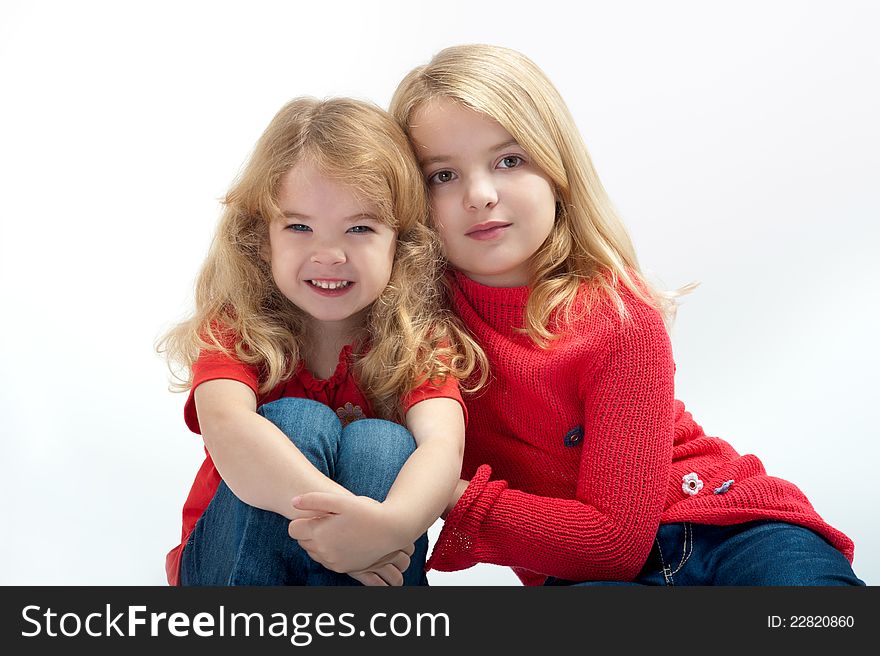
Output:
[341, 419, 416, 468]
[258, 398, 341, 440]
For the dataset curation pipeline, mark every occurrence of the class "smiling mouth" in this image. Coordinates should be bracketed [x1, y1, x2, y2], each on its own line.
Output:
[308, 280, 353, 290]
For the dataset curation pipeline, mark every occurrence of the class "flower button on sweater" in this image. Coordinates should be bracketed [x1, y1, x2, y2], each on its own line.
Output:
[336, 402, 366, 427]
[682, 472, 703, 496]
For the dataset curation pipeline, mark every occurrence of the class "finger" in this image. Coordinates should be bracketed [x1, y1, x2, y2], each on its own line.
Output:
[290, 507, 329, 520]
[288, 517, 316, 540]
[371, 548, 411, 568]
[350, 571, 387, 587]
[389, 550, 411, 574]
[403, 543, 416, 557]
[292, 492, 350, 514]
[374, 564, 404, 587]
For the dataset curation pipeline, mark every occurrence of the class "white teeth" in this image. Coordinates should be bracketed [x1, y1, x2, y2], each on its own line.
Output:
[309, 280, 351, 290]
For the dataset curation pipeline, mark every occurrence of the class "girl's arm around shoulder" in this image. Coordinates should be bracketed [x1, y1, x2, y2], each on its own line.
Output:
[194, 379, 350, 519]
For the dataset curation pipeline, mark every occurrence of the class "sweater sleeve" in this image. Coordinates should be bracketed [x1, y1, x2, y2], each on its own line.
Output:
[427, 299, 676, 582]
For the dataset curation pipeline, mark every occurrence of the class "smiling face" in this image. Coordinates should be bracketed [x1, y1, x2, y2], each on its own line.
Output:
[268, 159, 396, 337]
[409, 97, 557, 288]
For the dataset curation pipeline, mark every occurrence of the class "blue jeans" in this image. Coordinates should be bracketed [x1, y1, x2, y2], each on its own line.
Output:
[180, 397, 429, 586]
[545, 521, 864, 586]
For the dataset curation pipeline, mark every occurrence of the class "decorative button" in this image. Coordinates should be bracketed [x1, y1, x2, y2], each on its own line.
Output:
[713, 479, 734, 494]
[563, 425, 584, 447]
[682, 472, 703, 496]
[336, 402, 366, 427]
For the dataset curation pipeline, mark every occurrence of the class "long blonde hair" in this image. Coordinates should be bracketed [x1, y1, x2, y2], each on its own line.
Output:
[391, 44, 692, 344]
[158, 97, 486, 420]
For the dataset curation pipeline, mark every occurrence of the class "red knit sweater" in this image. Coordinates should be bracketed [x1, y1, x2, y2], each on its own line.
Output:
[426, 272, 854, 585]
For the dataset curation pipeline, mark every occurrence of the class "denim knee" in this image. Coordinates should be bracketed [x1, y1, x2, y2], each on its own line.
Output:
[650, 521, 866, 586]
[721, 521, 865, 586]
[258, 397, 343, 478]
[258, 397, 341, 431]
[342, 419, 416, 468]
[336, 419, 416, 500]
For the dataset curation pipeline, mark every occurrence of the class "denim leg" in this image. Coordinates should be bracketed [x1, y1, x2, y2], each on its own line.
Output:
[546, 520, 864, 586]
[180, 398, 342, 585]
[638, 521, 865, 586]
[329, 418, 429, 586]
[693, 521, 865, 586]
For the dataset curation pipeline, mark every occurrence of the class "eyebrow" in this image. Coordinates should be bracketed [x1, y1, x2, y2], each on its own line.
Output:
[418, 139, 521, 167]
[280, 211, 379, 222]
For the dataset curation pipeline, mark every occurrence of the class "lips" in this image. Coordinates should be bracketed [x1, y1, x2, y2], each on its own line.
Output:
[465, 220, 512, 241]
[308, 279, 352, 290]
[465, 220, 511, 235]
[306, 279, 355, 296]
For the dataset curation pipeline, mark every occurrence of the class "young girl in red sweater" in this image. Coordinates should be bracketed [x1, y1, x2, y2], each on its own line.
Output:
[388, 44, 863, 585]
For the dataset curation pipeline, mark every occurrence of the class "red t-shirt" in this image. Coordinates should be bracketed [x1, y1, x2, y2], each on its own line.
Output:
[166, 343, 464, 585]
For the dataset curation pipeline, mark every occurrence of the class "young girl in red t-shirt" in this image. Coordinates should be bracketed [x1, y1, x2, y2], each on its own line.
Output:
[390, 44, 863, 585]
[159, 97, 485, 586]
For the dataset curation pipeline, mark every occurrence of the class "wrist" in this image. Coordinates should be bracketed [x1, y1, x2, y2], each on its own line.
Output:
[442, 479, 468, 519]
[379, 499, 423, 546]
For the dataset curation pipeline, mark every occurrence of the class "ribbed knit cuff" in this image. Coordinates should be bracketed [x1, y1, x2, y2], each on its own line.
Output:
[426, 464, 508, 572]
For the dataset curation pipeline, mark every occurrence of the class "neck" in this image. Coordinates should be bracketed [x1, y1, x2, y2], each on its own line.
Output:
[301, 313, 364, 379]
[458, 267, 530, 289]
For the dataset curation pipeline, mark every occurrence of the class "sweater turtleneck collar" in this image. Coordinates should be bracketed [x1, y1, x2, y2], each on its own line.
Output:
[450, 271, 531, 335]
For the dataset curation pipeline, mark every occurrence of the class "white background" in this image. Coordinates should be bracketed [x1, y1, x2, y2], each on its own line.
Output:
[1, 0, 877, 586]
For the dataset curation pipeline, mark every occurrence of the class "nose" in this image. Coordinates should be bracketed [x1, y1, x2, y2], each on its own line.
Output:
[309, 237, 346, 265]
[464, 173, 498, 211]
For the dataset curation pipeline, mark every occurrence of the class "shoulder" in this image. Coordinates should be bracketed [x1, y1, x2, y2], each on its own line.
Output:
[564, 280, 675, 393]
[192, 321, 265, 384]
[559, 279, 672, 380]
[572, 276, 666, 335]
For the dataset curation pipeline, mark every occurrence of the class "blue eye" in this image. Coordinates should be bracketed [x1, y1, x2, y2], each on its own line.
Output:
[428, 170, 455, 185]
[347, 225, 374, 234]
[498, 155, 524, 169]
[285, 223, 311, 232]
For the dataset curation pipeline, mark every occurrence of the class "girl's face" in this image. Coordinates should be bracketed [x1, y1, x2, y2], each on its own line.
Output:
[409, 96, 557, 288]
[268, 160, 396, 335]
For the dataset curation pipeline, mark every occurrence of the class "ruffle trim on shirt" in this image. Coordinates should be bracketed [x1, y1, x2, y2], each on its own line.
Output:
[297, 344, 354, 392]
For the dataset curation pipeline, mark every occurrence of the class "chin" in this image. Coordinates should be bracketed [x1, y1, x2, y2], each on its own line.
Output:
[312, 311, 357, 324]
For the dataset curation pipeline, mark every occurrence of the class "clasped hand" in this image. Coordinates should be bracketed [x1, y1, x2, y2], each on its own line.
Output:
[288, 492, 415, 586]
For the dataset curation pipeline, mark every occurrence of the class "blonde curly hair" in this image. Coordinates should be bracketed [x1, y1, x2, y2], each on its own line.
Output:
[158, 97, 486, 421]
